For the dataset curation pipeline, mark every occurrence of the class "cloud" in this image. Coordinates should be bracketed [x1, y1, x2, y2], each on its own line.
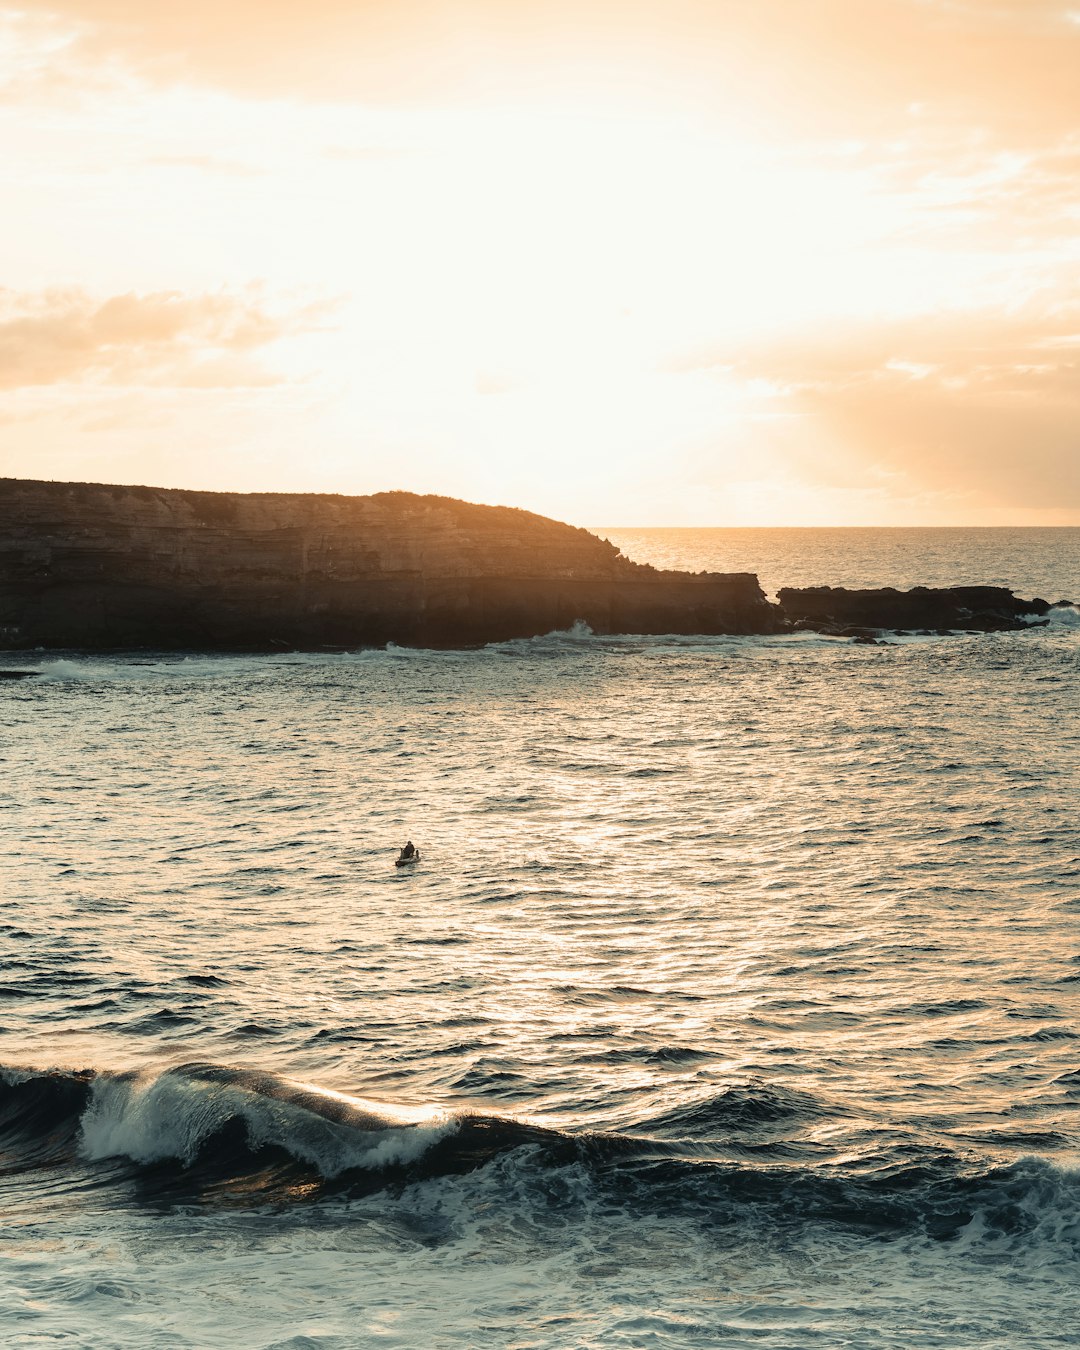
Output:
[675, 305, 1080, 512]
[11, 1, 1075, 144]
[685, 307, 1080, 387]
[0, 287, 316, 389]
[807, 376, 1080, 512]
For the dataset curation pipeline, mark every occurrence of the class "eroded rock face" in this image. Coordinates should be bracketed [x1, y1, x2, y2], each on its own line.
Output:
[778, 585, 1050, 632]
[0, 479, 779, 649]
[2, 480, 1056, 649]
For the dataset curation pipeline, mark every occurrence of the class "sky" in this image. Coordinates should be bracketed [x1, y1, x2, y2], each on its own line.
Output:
[0, 1, 1078, 525]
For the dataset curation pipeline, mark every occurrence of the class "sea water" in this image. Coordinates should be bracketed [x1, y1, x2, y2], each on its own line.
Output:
[1, 527, 1078, 1349]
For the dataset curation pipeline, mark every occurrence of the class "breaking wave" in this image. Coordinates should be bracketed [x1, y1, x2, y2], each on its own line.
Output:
[1042, 602, 1080, 629]
[3, 1062, 1078, 1258]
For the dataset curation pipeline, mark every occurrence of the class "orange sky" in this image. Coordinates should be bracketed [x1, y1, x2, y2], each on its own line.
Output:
[1, 0, 1078, 524]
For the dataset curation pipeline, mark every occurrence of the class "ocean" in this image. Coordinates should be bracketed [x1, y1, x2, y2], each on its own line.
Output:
[2, 527, 1078, 1349]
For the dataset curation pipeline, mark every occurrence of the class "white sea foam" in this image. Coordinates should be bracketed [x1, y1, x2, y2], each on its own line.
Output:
[7, 1150, 1080, 1349]
[34, 656, 254, 682]
[35, 657, 122, 681]
[1040, 603, 1080, 629]
[0, 1065, 37, 1087]
[948, 1156, 1080, 1258]
[78, 1070, 456, 1176]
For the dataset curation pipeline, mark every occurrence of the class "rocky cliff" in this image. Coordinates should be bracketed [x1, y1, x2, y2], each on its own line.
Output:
[0, 479, 778, 649]
[1, 479, 1055, 651]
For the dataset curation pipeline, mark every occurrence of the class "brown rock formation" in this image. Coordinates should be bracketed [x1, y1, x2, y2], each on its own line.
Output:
[0, 479, 778, 649]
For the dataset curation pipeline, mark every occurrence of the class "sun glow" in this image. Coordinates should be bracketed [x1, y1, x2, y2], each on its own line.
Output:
[2, 4, 1078, 523]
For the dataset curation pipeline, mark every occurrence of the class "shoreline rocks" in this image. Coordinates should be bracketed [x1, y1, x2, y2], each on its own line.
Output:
[777, 585, 1051, 636]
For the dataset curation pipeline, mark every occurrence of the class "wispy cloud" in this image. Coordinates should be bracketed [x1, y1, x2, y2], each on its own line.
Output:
[673, 304, 1080, 512]
[19, 1, 1079, 140]
[0, 287, 320, 389]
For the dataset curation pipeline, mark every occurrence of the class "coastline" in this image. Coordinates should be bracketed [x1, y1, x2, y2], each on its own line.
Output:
[0, 478, 1056, 651]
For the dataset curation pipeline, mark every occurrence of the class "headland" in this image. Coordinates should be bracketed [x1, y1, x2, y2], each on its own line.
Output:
[0, 479, 1052, 650]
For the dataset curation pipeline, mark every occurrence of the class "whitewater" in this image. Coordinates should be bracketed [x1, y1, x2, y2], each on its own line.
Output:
[1, 527, 1079, 1348]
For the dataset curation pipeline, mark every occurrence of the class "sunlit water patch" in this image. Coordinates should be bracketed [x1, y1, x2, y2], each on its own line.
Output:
[1, 530, 1078, 1347]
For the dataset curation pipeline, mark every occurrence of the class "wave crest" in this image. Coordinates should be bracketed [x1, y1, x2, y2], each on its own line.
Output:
[78, 1064, 457, 1177]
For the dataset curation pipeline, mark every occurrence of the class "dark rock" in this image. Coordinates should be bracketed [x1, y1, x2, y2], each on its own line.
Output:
[0, 479, 781, 650]
[0, 669, 38, 679]
[778, 584, 1049, 634]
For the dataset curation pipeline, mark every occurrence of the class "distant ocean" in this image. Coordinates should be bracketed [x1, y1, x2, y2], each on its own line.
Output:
[597, 525, 1080, 600]
[3, 528, 1078, 1348]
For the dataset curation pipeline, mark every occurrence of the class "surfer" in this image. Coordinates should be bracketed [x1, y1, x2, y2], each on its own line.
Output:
[395, 841, 420, 867]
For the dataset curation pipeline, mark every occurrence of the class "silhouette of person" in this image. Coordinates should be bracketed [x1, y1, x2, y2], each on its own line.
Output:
[401, 840, 415, 859]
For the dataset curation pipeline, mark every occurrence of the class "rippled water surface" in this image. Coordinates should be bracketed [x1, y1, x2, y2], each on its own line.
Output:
[2, 530, 1079, 1348]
